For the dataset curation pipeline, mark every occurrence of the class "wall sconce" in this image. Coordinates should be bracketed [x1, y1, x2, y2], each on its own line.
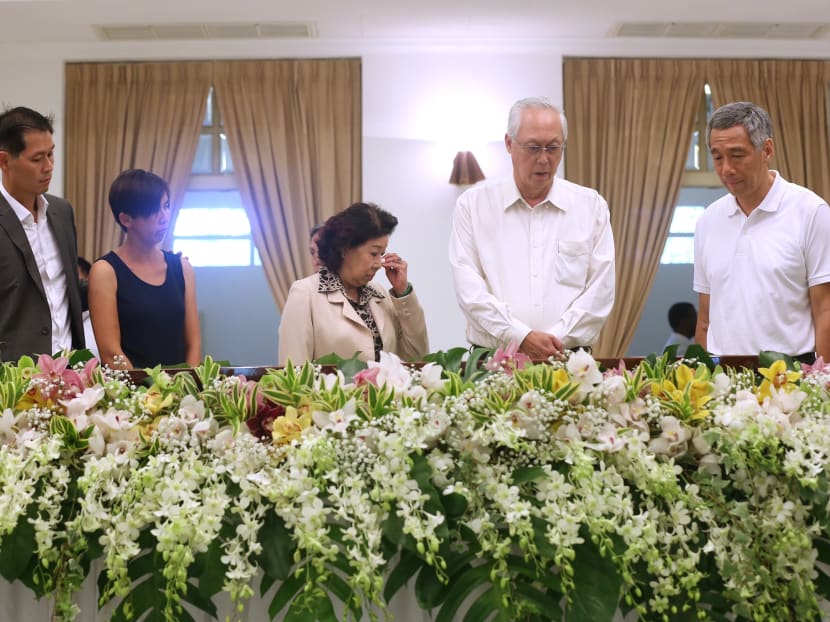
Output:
[449, 151, 485, 186]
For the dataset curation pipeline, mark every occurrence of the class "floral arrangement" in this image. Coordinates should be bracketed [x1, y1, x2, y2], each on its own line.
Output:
[2, 345, 830, 621]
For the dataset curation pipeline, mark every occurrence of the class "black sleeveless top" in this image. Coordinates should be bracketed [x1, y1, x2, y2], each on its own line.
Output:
[102, 250, 187, 368]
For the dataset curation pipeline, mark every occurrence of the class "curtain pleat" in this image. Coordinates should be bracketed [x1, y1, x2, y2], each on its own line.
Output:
[564, 58, 705, 357]
[705, 59, 830, 202]
[65, 61, 211, 260]
[213, 58, 362, 310]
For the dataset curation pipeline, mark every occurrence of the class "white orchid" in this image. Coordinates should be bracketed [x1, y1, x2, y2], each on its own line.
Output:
[312, 398, 358, 434]
[59, 386, 105, 424]
[648, 416, 691, 457]
[567, 349, 603, 396]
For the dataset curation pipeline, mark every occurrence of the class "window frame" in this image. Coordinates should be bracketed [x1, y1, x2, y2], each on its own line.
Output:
[172, 88, 260, 267]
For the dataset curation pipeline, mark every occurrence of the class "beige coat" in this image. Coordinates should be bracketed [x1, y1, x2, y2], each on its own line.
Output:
[278, 273, 429, 365]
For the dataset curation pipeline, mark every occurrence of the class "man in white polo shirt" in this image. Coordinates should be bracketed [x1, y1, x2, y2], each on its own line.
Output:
[693, 101, 830, 362]
[0, 106, 85, 362]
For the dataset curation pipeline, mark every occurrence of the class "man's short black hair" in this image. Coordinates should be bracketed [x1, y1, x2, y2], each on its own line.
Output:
[668, 302, 697, 332]
[0, 107, 54, 157]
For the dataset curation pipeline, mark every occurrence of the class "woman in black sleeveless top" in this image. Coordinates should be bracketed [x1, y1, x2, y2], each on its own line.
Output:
[88, 170, 201, 369]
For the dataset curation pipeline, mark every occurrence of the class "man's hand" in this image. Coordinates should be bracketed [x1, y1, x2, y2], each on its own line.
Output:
[519, 330, 564, 360]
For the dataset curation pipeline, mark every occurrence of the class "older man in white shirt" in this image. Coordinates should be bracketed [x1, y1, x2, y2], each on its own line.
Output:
[449, 97, 615, 359]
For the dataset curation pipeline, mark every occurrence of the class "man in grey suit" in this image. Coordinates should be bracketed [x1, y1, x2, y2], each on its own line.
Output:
[0, 106, 84, 362]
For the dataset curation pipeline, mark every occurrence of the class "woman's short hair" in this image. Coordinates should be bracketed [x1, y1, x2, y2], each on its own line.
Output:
[317, 202, 398, 273]
[109, 169, 170, 232]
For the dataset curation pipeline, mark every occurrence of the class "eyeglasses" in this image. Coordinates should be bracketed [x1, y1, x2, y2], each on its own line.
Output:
[513, 141, 565, 156]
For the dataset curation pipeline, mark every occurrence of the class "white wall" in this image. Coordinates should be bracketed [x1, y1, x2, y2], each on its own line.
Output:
[1, 38, 826, 360]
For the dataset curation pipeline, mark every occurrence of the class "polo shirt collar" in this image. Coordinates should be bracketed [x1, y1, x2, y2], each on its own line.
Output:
[727, 170, 782, 216]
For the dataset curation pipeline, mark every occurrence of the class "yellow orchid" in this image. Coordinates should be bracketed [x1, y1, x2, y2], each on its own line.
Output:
[552, 368, 574, 392]
[272, 406, 312, 445]
[141, 390, 175, 416]
[652, 364, 712, 422]
[757, 360, 801, 402]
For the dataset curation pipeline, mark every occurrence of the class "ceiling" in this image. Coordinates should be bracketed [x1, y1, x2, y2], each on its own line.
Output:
[1, 0, 829, 45]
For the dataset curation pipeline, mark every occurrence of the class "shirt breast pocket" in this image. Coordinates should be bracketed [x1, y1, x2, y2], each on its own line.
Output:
[555, 240, 591, 288]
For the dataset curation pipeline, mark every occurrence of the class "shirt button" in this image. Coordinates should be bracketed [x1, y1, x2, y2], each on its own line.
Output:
[41, 327, 49, 335]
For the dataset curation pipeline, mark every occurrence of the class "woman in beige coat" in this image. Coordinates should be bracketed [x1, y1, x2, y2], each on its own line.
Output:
[278, 202, 429, 365]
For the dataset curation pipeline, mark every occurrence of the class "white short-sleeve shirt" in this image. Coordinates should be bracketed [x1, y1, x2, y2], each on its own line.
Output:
[693, 172, 830, 356]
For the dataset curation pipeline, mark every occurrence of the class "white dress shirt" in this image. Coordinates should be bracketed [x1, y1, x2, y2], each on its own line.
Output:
[694, 172, 830, 356]
[0, 185, 71, 355]
[449, 178, 615, 349]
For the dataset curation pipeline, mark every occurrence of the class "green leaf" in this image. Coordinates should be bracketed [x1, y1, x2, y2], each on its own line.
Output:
[530, 516, 558, 560]
[758, 350, 794, 370]
[512, 466, 547, 484]
[509, 555, 562, 598]
[384, 549, 423, 602]
[414, 564, 448, 610]
[462, 587, 499, 622]
[325, 571, 361, 618]
[566, 537, 621, 622]
[434, 563, 493, 622]
[68, 348, 95, 366]
[268, 571, 305, 619]
[514, 579, 563, 620]
[184, 578, 218, 617]
[382, 512, 404, 547]
[0, 514, 36, 582]
[126, 549, 159, 584]
[462, 347, 492, 382]
[284, 588, 337, 622]
[440, 492, 468, 518]
[662, 343, 680, 360]
[192, 539, 226, 600]
[257, 511, 297, 581]
[109, 576, 166, 622]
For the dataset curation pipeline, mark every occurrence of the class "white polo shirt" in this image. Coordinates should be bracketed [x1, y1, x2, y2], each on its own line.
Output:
[693, 172, 830, 356]
[0, 184, 72, 354]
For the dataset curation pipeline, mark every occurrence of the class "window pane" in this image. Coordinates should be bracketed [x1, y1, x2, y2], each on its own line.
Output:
[685, 131, 699, 171]
[668, 205, 705, 234]
[220, 133, 233, 173]
[173, 239, 253, 267]
[661, 236, 695, 265]
[191, 134, 213, 174]
[203, 87, 214, 126]
[175, 207, 251, 237]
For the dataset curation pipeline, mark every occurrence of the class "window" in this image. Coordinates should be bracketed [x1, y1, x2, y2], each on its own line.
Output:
[684, 83, 715, 176]
[660, 84, 721, 265]
[173, 88, 260, 267]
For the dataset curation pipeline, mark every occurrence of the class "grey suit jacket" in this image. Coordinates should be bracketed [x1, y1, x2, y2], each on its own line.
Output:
[0, 193, 85, 362]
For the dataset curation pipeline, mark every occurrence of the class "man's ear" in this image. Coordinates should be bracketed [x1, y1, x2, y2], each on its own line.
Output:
[0, 150, 10, 172]
[762, 137, 774, 162]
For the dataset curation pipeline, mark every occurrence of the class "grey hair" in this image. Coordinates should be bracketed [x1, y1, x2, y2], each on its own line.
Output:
[507, 97, 568, 141]
[706, 101, 773, 151]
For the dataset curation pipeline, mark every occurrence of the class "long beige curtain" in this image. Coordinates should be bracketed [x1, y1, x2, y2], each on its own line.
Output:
[65, 62, 211, 260]
[213, 59, 362, 309]
[564, 58, 705, 358]
[705, 60, 830, 202]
